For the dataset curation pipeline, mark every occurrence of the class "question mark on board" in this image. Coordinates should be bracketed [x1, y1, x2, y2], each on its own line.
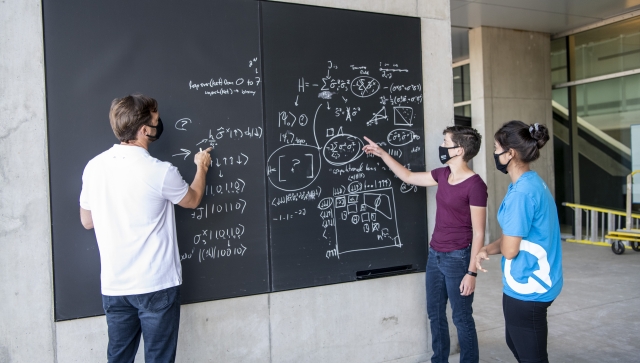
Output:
[291, 159, 300, 173]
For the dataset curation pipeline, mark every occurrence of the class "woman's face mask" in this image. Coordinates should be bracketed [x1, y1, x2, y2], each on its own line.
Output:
[438, 145, 460, 165]
[494, 150, 511, 174]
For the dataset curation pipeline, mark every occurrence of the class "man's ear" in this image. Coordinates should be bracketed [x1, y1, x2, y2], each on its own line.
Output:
[138, 124, 148, 138]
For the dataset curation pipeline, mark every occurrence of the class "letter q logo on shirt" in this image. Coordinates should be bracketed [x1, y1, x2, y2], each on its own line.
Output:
[504, 240, 552, 294]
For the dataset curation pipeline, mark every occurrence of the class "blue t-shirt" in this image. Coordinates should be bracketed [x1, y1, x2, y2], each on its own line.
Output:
[498, 171, 563, 302]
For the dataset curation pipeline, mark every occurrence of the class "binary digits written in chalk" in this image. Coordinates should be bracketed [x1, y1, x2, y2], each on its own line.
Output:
[175, 59, 262, 265]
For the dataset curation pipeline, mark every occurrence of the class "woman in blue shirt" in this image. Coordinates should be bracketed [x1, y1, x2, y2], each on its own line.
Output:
[476, 121, 563, 363]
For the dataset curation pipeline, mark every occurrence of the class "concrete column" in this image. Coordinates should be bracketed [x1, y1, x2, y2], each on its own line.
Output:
[420, 3, 455, 242]
[469, 27, 554, 241]
[0, 0, 55, 362]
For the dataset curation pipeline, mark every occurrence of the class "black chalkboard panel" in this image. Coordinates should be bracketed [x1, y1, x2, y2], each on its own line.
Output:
[44, 0, 269, 320]
[261, 3, 428, 291]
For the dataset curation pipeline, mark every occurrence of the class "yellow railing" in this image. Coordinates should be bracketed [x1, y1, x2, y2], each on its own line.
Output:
[562, 203, 640, 218]
[561, 202, 640, 246]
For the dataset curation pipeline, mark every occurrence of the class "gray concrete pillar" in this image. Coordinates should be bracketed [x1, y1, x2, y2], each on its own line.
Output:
[469, 26, 554, 242]
[0, 0, 55, 362]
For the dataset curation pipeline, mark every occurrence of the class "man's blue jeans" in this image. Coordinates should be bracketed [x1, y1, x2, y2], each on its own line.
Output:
[102, 285, 181, 363]
[426, 246, 479, 363]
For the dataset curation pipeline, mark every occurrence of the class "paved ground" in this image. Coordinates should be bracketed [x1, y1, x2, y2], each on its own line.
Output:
[442, 241, 640, 363]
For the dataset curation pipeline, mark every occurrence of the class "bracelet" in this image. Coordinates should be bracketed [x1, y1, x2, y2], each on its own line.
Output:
[466, 270, 477, 277]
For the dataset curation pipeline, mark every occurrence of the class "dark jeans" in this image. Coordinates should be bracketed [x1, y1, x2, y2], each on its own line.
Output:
[426, 246, 478, 363]
[503, 293, 553, 363]
[102, 285, 181, 363]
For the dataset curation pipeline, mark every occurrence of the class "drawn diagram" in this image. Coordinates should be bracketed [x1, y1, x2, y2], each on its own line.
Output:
[319, 188, 401, 257]
[350, 76, 381, 98]
[366, 106, 387, 126]
[267, 144, 321, 192]
[393, 106, 413, 126]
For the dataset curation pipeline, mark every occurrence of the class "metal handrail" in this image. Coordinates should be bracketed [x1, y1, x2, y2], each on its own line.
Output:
[562, 202, 640, 218]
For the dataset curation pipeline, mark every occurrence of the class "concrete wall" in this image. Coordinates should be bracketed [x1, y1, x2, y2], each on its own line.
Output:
[0, 0, 452, 362]
[0, 0, 56, 362]
[469, 26, 553, 241]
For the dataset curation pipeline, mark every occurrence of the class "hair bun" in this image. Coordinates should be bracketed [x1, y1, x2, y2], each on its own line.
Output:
[529, 123, 549, 149]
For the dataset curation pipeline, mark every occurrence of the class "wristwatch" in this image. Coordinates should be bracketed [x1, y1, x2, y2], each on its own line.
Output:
[466, 270, 477, 277]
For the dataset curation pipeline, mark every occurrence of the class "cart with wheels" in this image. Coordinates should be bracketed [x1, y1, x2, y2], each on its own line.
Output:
[604, 170, 640, 254]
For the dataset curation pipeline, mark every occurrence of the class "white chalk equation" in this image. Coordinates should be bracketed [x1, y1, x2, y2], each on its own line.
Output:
[387, 129, 420, 146]
[351, 76, 380, 98]
[188, 57, 261, 97]
[268, 59, 424, 261]
[180, 240, 248, 264]
[204, 179, 246, 196]
[191, 198, 247, 220]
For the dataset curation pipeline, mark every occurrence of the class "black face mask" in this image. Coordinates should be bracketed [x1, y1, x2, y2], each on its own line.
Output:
[438, 145, 459, 165]
[494, 150, 511, 174]
[146, 117, 163, 141]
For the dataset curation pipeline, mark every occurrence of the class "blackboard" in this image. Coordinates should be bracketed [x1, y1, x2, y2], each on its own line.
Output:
[261, 3, 428, 291]
[44, 0, 269, 321]
[45, 0, 427, 321]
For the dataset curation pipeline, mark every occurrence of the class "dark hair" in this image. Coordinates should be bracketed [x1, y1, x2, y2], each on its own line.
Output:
[109, 94, 158, 142]
[494, 120, 549, 163]
[443, 125, 482, 162]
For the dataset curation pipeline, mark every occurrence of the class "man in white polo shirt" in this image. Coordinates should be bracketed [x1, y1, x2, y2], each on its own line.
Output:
[79, 94, 211, 363]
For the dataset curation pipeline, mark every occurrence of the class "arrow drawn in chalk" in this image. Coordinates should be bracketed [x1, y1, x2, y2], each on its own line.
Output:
[295, 95, 299, 106]
[327, 101, 330, 110]
[342, 96, 348, 103]
[172, 149, 191, 160]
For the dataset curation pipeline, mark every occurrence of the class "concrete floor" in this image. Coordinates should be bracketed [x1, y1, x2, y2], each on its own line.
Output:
[443, 242, 640, 363]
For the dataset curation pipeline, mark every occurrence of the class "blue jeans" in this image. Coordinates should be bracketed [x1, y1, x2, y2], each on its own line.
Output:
[102, 285, 181, 363]
[426, 246, 478, 363]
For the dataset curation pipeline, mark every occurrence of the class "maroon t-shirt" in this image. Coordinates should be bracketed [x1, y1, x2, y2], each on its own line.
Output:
[430, 166, 488, 252]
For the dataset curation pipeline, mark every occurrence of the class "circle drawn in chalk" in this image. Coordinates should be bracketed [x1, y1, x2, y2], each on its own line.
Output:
[322, 134, 365, 166]
[504, 240, 553, 295]
[350, 76, 381, 98]
[317, 197, 333, 210]
[175, 118, 192, 131]
[387, 129, 420, 147]
[400, 182, 417, 193]
[267, 144, 322, 192]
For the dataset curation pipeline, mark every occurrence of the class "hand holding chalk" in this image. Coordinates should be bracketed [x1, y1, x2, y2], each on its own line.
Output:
[195, 147, 213, 170]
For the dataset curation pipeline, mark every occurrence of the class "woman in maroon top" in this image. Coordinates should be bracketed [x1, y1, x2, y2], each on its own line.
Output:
[364, 126, 487, 363]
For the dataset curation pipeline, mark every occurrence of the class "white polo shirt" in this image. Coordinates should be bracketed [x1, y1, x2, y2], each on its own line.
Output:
[80, 144, 189, 296]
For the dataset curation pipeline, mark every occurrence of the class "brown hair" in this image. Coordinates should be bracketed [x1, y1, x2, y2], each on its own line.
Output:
[494, 120, 549, 163]
[109, 94, 158, 142]
[443, 125, 482, 162]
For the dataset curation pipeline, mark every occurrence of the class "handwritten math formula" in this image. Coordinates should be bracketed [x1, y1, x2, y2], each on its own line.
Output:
[266, 59, 425, 260]
[169, 57, 266, 268]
